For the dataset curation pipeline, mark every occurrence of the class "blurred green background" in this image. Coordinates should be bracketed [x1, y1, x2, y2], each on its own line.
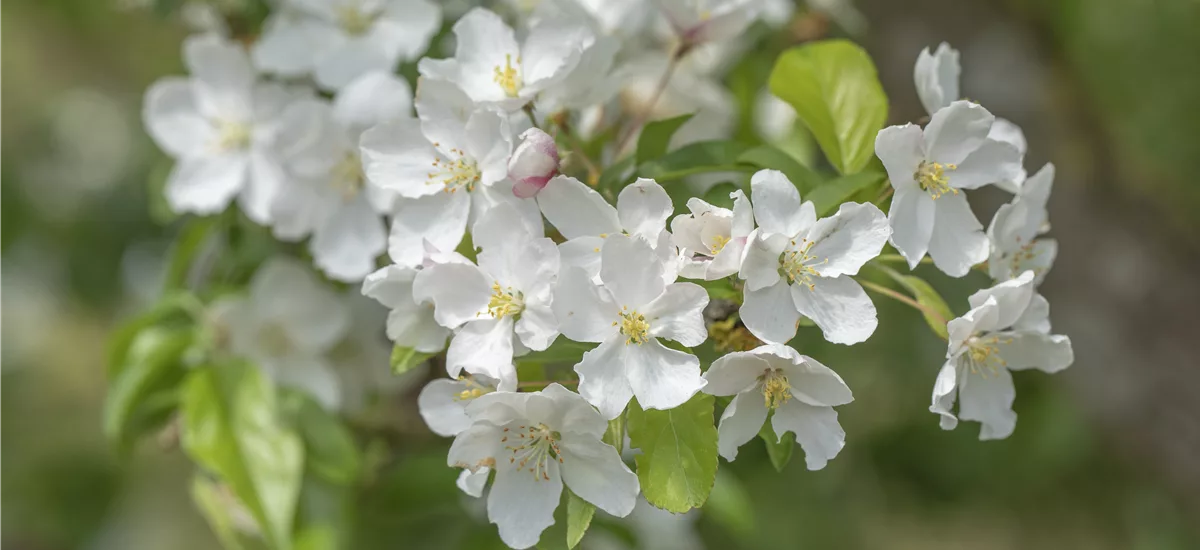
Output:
[3, 0, 1199, 549]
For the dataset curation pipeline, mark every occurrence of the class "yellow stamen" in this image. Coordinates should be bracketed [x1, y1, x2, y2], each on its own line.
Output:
[215, 120, 251, 151]
[335, 5, 375, 36]
[426, 147, 481, 193]
[493, 54, 523, 98]
[486, 283, 525, 318]
[780, 239, 826, 290]
[505, 423, 563, 481]
[618, 307, 650, 345]
[760, 369, 792, 409]
[331, 151, 365, 199]
[454, 375, 493, 401]
[709, 235, 731, 255]
[963, 334, 1012, 377]
[915, 160, 958, 199]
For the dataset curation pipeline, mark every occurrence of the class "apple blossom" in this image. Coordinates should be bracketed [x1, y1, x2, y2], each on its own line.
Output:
[671, 190, 754, 280]
[738, 170, 889, 345]
[988, 163, 1057, 285]
[702, 344, 853, 470]
[508, 128, 560, 198]
[656, 0, 760, 46]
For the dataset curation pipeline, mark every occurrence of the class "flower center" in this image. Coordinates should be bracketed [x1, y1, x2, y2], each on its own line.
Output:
[454, 375, 495, 401]
[1005, 238, 1045, 276]
[915, 160, 958, 199]
[331, 151, 365, 199]
[215, 120, 251, 151]
[780, 239, 826, 290]
[335, 5, 375, 36]
[493, 54, 523, 98]
[486, 283, 525, 318]
[708, 234, 730, 255]
[426, 145, 481, 193]
[503, 423, 563, 481]
[963, 334, 1011, 376]
[258, 322, 293, 358]
[617, 307, 651, 345]
[760, 368, 792, 409]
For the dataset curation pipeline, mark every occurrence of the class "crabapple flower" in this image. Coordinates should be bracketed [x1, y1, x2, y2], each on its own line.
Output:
[419, 373, 515, 438]
[142, 34, 296, 223]
[656, 0, 760, 46]
[418, 8, 591, 111]
[448, 384, 639, 548]
[875, 100, 1021, 277]
[702, 344, 853, 470]
[361, 78, 540, 268]
[413, 205, 560, 385]
[671, 190, 754, 280]
[361, 263, 457, 355]
[508, 128, 559, 198]
[553, 235, 708, 419]
[269, 72, 412, 282]
[212, 258, 351, 410]
[252, 0, 441, 91]
[914, 42, 1027, 193]
[536, 176, 679, 283]
[931, 271, 1074, 440]
[988, 163, 1057, 285]
[738, 170, 889, 345]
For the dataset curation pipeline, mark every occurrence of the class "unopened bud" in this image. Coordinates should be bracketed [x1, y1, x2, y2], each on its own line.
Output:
[508, 128, 559, 198]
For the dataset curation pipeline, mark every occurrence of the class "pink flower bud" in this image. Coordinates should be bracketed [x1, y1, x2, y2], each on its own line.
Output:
[508, 128, 559, 198]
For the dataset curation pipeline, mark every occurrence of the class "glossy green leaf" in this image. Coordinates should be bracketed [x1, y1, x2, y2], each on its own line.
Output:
[107, 292, 197, 378]
[638, 140, 753, 183]
[104, 326, 194, 453]
[280, 391, 362, 487]
[566, 490, 595, 549]
[759, 416, 796, 472]
[768, 40, 888, 175]
[627, 394, 719, 512]
[389, 345, 434, 376]
[636, 113, 695, 165]
[806, 171, 886, 217]
[737, 145, 823, 195]
[181, 362, 304, 550]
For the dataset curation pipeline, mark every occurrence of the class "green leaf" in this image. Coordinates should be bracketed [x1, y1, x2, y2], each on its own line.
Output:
[638, 140, 753, 183]
[626, 394, 719, 512]
[806, 171, 885, 217]
[884, 271, 954, 340]
[736, 145, 823, 195]
[768, 39, 888, 175]
[704, 470, 755, 538]
[596, 156, 636, 192]
[389, 345, 434, 375]
[181, 362, 304, 550]
[700, 182, 742, 209]
[636, 113, 694, 165]
[758, 416, 796, 472]
[164, 216, 220, 292]
[603, 414, 625, 455]
[293, 476, 354, 550]
[190, 474, 249, 550]
[566, 490, 595, 549]
[104, 326, 194, 454]
[107, 292, 197, 378]
[280, 391, 362, 486]
[517, 339, 596, 365]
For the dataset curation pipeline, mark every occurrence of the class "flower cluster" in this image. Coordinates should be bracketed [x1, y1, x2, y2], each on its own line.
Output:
[136, 2, 1075, 548]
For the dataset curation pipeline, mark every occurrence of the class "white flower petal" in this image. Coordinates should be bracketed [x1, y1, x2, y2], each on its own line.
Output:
[930, 361, 960, 431]
[184, 34, 255, 119]
[1012, 292, 1051, 334]
[448, 422, 502, 470]
[557, 237, 605, 281]
[996, 332, 1073, 373]
[553, 266, 619, 343]
[770, 350, 854, 407]
[310, 196, 387, 282]
[574, 338, 634, 419]
[772, 399, 844, 471]
[333, 71, 413, 133]
[515, 303, 560, 352]
[875, 124, 924, 190]
[413, 77, 473, 153]
[625, 339, 704, 412]
[642, 283, 709, 347]
[359, 119, 442, 198]
[265, 355, 343, 411]
[967, 271, 1035, 329]
[388, 191, 470, 267]
[520, 20, 589, 90]
[927, 193, 989, 277]
[457, 468, 489, 498]
[488, 458, 562, 550]
[924, 100, 994, 166]
[739, 229, 788, 292]
[165, 153, 248, 215]
[252, 259, 352, 353]
[956, 365, 1017, 440]
[251, 16, 333, 77]
[534, 383, 608, 438]
[449, 8, 522, 104]
[740, 280, 801, 344]
[807, 202, 889, 277]
[143, 78, 214, 158]
[750, 169, 812, 237]
[887, 186, 935, 269]
[616, 178, 672, 241]
[362, 265, 449, 353]
[376, 0, 442, 61]
[716, 392, 768, 461]
[412, 262, 490, 328]
[464, 110, 513, 187]
[704, 352, 770, 396]
[446, 317, 516, 381]
[418, 378, 474, 437]
[730, 189, 755, 237]
[313, 37, 391, 91]
[536, 175, 621, 239]
[947, 299, 1000, 353]
[600, 235, 665, 309]
[952, 138, 1024, 190]
[791, 275, 877, 345]
[913, 42, 959, 115]
[558, 433, 639, 517]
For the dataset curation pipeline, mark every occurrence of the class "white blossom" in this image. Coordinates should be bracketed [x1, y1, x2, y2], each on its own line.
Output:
[213, 258, 351, 410]
[253, 0, 441, 91]
[930, 271, 1074, 440]
[508, 128, 560, 198]
[269, 72, 412, 281]
[703, 344, 853, 470]
[655, 0, 760, 46]
[536, 176, 680, 283]
[671, 191, 754, 280]
[553, 235, 708, 419]
[413, 205, 561, 386]
[988, 163, 1057, 284]
[419, 373, 515, 438]
[875, 100, 1021, 277]
[418, 8, 592, 111]
[142, 34, 296, 223]
[448, 383, 639, 549]
[738, 170, 889, 345]
[914, 42, 1027, 193]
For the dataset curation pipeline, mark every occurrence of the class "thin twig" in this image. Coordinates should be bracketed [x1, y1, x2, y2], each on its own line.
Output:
[858, 279, 947, 327]
[614, 45, 687, 153]
[874, 185, 894, 207]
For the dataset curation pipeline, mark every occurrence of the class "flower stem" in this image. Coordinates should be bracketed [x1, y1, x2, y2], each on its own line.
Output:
[615, 45, 686, 153]
[551, 114, 602, 185]
[858, 279, 947, 327]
